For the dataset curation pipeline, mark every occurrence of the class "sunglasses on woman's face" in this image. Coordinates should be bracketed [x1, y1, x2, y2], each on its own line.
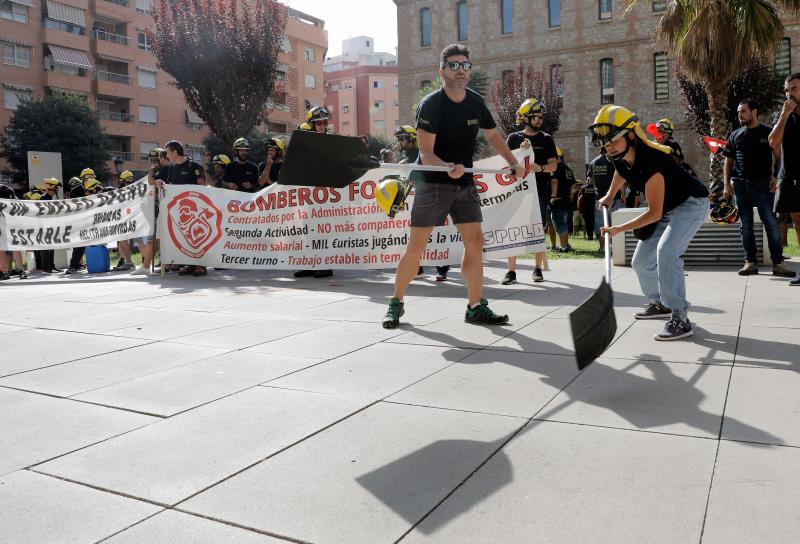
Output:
[444, 61, 472, 71]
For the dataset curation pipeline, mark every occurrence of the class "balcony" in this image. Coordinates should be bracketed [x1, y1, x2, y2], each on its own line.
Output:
[44, 69, 92, 94]
[94, 28, 128, 45]
[110, 151, 136, 162]
[102, 0, 129, 6]
[42, 22, 90, 51]
[95, 111, 133, 122]
[97, 70, 130, 84]
[94, 0, 132, 24]
[95, 70, 134, 98]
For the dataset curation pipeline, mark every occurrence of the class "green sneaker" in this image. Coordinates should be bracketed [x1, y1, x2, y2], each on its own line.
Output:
[382, 297, 405, 329]
[465, 298, 509, 325]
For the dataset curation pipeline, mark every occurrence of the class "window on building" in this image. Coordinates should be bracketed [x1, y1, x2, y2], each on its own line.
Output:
[394, 99, 399, 107]
[0, 0, 28, 23]
[137, 30, 152, 52]
[281, 36, 291, 52]
[2, 42, 31, 68]
[652, 0, 667, 12]
[776, 37, 791, 79]
[550, 64, 563, 98]
[654, 52, 669, 100]
[421, 79, 432, 89]
[501, 69, 514, 87]
[138, 105, 157, 125]
[4, 86, 31, 109]
[373, 100, 384, 110]
[373, 80, 384, 89]
[187, 144, 204, 162]
[548, 0, 560, 27]
[341, 121, 350, 133]
[304, 74, 316, 88]
[135, 0, 152, 13]
[342, 103, 349, 113]
[374, 119, 385, 130]
[394, 80, 399, 88]
[599, 0, 612, 20]
[501, 0, 513, 34]
[139, 141, 157, 160]
[276, 63, 288, 81]
[600, 58, 614, 104]
[457, 1, 468, 41]
[304, 47, 315, 62]
[137, 68, 156, 89]
[420, 7, 431, 47]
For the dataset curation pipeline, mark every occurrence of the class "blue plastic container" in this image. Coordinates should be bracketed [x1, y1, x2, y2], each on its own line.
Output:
[85, 245, 110, 273]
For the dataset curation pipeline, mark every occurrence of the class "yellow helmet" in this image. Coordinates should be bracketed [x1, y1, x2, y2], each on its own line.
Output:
[305, 105, 330, 123]
[516, 98, 546, 124]
[588, 104, 672, 155]
[233, 137, 251, 151]
[33, 183, 46, 193]
[394, 125, 417, 141]
[44, 177, 61, 189]
[375, 175, 411, 218]
[84, 178, 102, 192]
[297, 122, 313, 131]
[212, 153, 231, 166]
[556, 147, 563, 158]
[80, 168, 95, 180]
[655, 118, 675, 132]
[265, 138, 286, 154]
[119, 170, 134, 184]
[23, 191, 42, 200]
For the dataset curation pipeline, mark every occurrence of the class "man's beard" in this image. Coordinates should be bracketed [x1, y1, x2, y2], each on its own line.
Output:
[444, 74, 467, 89]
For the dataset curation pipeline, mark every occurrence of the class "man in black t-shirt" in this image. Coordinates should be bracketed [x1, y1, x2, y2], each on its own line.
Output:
[723, 99, 794, 277]
[550, 148, 575, 252]
[0, 182, 20, 281]
[226, 138, 260, 192]
[382, 44, 524, 328]
[654, 118, 696, 177]
[257, 138, 284, 188]
[586, 149, 618, 251]
[502, 98, 557, 285]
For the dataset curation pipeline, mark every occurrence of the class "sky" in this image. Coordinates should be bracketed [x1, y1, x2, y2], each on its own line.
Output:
[281, 0, 398, 58]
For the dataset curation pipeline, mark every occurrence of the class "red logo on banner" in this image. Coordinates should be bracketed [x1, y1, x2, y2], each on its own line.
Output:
[702, 136, 727, 155]
[167, 191, 223, 259]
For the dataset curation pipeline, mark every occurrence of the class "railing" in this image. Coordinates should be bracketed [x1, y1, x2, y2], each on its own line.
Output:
[137, 42, 151, 52]
[96, 111, 134, 122]
[111, 151, 136, 161]
[266, 100, 290, 112]
[96, 70, 131, 84]
[94, 28, 129, 45]
[42, 18, 86, 35]
[186, 122, 203, 131]
[102, 0, 130, 6]
[2, 56, 30, 68]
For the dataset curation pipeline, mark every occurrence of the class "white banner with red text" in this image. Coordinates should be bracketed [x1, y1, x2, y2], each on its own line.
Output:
[159, 149, 545, 270]
[0, 180, 156, 250]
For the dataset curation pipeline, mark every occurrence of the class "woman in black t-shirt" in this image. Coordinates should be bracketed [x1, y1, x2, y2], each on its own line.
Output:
[591, 105, 709, 341]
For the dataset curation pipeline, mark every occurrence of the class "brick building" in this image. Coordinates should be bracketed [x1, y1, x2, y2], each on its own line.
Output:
[0, 1, 326, 182]
[394, 0, 799, 177]
[323, 36, 399, 139]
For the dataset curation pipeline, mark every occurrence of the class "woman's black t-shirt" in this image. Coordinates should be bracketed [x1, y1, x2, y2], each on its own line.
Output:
[613, 140, 708, 213]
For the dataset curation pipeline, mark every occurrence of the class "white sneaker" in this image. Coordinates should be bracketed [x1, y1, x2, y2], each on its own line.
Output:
[131, 266, 151, 276]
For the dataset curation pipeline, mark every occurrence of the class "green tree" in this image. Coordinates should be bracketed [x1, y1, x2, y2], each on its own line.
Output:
[625, 0, 800, 195]
[150, 0, 287, 148]
[0, 93, 112, 182]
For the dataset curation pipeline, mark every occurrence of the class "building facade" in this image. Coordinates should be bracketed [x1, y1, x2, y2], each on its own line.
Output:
[394, 0, 800, 176]
[0, 1, 326, 181]
[323, 36, 399, 139]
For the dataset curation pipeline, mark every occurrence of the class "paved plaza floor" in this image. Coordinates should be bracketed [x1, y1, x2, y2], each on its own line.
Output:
[1, 259, 798, 543]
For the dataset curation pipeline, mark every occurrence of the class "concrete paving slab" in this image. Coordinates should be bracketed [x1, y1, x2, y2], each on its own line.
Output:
[388, 350, 577, 418]
[167, 317, 331, 350]
[180, 402, 524, 544]
[0, 470, 160, 544]
[219, 293, 352, 316]
[485, 316, 630, 356]
[0, 343, 228, 397]
[106, 311, 262, 340]
[733, 325, 800, 370]
[539, 357, 731, 438]
[292, 295, 462, 325]
[265, 343, 467, 400]
[74, 351, 324, 417]
[387, 315, 517, 349]
[0, 329, 149, 378]
[104, 510, 287, 543]
[402, 421, 716, 544]
[36, 387, 369, 505]
[602, 322, 738, 365]
[0, 388, 157, 475]
[742, 278, 800, 303]
[702, 441, 800, 544]
[722, 366, 800, 446]
[741, 302, 800, 328]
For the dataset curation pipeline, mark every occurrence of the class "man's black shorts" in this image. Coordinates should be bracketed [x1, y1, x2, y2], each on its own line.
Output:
[410, 181, 483, 227]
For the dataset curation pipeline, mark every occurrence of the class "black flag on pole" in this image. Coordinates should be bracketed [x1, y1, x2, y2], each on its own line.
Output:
[277, 131, 379, 188]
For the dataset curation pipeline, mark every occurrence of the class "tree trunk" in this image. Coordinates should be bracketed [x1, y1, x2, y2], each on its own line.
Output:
[706, 82, 729, 199]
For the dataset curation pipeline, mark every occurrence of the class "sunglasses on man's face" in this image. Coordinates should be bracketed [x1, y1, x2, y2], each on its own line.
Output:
[526, 114, 544, 121]
[444, 61, 472, 71]
[313, 119, 329, 125]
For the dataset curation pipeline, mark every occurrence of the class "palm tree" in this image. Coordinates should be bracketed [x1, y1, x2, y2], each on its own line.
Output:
[626, 0, 800, 193]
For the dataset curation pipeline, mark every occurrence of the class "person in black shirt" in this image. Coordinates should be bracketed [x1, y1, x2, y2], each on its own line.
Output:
[769, 72, 800, 286]
[0, 182, 24, 280]
[550, 148, 575, 252]
[210, 154, 231, 188]
[382, 44, 523, 328]
[502, 98, 557, 285]
[64, 178, 90, 274]
[586, 149, 618, 252]
[225, 138, 259, 192]
[592, 105, 709, 341]
[654, 118, 697, 177]
[722, 99, 794, 277]
[578, 173, 597, 240]
[258, 139, 284, 188]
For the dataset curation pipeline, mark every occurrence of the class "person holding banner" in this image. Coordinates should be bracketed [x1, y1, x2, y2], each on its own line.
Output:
[592, 105, 709, 341]
[382, 44, 523, 329]
[65, 178, 90, 274]
[502, 98, 557, 285]
[227, 138, 260, 193]
[258, 139, 284, 188]
[36, 178, 61, 274]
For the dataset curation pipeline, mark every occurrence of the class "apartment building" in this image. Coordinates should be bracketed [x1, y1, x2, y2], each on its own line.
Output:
[323, 36, 399, 139]
[394, 0, 800, 174]
[0, 0, 326, 179]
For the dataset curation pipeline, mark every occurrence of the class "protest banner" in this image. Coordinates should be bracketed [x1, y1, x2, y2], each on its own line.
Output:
[159, 149, 546, 270]
[0, 180, 156, 250]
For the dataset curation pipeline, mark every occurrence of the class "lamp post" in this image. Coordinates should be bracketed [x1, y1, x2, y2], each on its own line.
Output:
[113, 156, 123, 187]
